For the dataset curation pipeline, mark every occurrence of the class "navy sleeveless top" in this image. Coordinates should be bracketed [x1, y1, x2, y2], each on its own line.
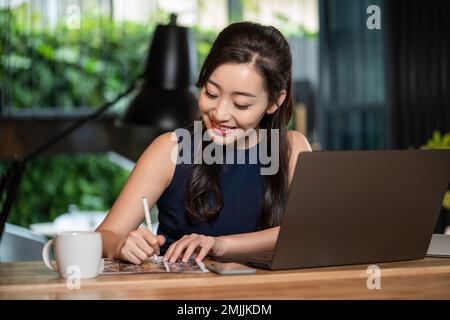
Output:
[156, 133, 265, 253]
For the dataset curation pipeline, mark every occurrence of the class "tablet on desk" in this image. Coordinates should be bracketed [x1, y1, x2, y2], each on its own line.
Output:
[205, 261, 256, 275]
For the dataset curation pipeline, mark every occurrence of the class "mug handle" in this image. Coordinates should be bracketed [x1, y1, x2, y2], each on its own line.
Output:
[42, 239, 58, 272]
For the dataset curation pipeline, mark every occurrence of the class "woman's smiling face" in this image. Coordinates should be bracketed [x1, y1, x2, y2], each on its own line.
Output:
[198, 63, 280, 146]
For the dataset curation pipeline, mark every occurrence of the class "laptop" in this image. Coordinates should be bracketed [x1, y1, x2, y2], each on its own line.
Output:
[214, 149, 450, 270]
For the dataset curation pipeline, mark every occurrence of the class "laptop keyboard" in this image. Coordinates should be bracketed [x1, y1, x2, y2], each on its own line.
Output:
[245, 260, 271, 269]
[210, 252, 274, 269]
[244, 252, 273, 269]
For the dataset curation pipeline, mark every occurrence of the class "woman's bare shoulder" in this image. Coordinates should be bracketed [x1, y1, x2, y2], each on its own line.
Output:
[139, 131, 180, 158]
[287, 130, 312, 186]
[147, 131, 178, 150]
[287, 130, 312, 154]
[135, 131, 180, 188]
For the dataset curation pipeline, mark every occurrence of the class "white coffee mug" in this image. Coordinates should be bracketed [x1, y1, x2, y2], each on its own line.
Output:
[42, 231, 103, 279]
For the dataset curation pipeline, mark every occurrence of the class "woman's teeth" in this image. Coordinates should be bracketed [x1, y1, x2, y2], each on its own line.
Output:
[212, 122, 235, 136]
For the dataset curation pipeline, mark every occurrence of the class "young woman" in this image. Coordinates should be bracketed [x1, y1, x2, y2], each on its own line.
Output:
[96, 22, 312, 264]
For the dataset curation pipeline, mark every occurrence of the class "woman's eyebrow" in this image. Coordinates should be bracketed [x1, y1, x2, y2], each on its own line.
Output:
[207, 79, 256, 98]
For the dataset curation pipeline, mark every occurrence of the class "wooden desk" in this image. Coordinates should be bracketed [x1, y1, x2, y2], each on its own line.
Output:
[1, 257, 450, 299]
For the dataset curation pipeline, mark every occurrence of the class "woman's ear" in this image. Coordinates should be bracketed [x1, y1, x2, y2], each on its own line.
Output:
[266, 90, 287, 115]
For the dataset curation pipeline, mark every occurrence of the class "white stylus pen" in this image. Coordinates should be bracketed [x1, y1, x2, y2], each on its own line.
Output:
[142, 196, 158, 263]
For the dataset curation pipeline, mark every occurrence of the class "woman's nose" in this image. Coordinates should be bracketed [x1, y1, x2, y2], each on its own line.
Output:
[213, 99, 232, 122]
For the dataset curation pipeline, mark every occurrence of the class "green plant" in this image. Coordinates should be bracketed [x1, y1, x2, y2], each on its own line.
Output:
[0, 154, 130, 228]
[444, 193, 450, 210]
[0, 7, 148, 109]
[421, 131, 450, 210]
[421, 131, 450, 149]
[0, 4, 216, 111]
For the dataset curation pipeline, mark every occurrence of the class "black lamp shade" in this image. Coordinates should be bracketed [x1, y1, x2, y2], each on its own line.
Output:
[119, 14, 199, 130]
[121, 85, 198, 130]
[146, 23, 197, 89]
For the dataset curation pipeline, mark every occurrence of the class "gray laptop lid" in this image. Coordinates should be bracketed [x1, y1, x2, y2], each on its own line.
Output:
[270, 149, 450, 270]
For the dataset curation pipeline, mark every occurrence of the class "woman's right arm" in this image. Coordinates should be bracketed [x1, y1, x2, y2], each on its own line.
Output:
[96, 131, 178, 263]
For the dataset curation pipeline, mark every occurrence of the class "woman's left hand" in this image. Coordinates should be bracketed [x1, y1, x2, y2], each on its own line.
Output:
[163, 233, 226, 263]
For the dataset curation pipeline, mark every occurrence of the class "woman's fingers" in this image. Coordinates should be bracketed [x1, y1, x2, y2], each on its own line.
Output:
[157, 235, 166, 246]
[182, 237, 204, 262]
[195, 239, 215, 262]
[162, 242, 178, 262]
[130, 242, 149, 261]
[165, 234, 196, 263]
[119, 229, 168, 264]
[163, 235, 188, 262]
[134, 235, 155, 256]
[163, 234, 215, 263]
[120, 247, 142, 265]
[138, 228, 161, 255]
[123, 231, 218, 264]
[168, 237, 192, 263]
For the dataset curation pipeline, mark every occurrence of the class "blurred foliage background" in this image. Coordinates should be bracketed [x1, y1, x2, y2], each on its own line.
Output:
[0, 4, 216, 228]
[0, 5, 217, 110]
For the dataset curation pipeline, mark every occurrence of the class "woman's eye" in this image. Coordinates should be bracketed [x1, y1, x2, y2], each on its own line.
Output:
[205, 90, 218, 99]
[234, 103, 250, 110]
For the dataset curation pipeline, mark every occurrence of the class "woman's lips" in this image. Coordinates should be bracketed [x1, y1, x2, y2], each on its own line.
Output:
[210, 120, 235, 136]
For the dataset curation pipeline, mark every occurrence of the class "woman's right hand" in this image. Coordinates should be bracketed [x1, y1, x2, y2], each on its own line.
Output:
[117, 227, 166, 264]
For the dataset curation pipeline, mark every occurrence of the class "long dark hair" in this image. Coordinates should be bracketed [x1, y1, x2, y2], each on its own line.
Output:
[184, 22, 293, 229]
